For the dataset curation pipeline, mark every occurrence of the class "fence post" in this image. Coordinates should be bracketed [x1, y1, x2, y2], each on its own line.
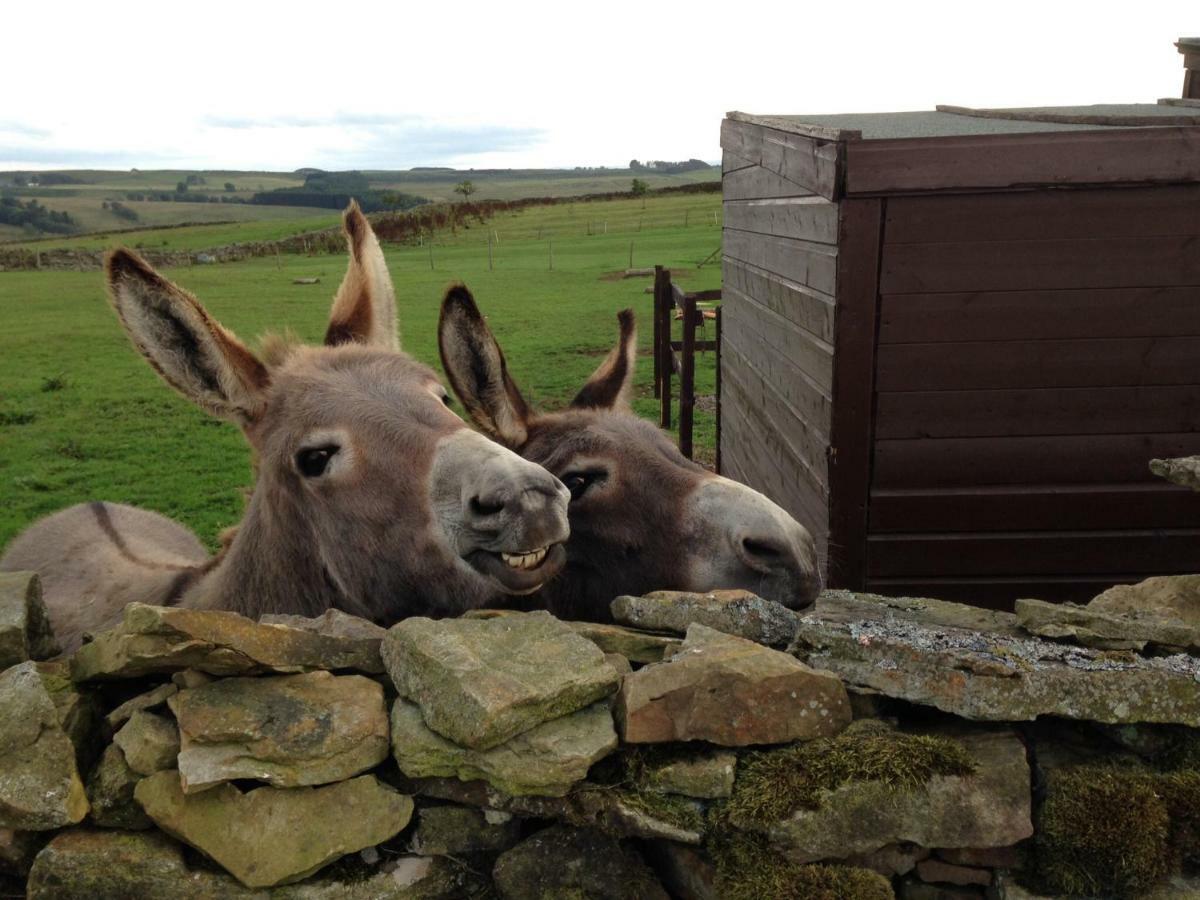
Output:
[549, 240, 554, 271]
[715, 305, 723, 474]
[488, 234, 493, 271]
[629, 241, 634, 269]
[679, 296, 697, 459]
[428, 241, 434, 271]
[652, 265, 663, 399]
[656, 267, 672, 429]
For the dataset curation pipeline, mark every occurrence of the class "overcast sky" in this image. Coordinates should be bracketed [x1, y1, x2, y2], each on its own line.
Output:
[2, 2, 1195, 171]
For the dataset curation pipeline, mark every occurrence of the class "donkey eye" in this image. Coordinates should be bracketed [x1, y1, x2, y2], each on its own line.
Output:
[296, 445, 339, 478]
[562, 470, 604, 502]
[441, 394, 454, 408]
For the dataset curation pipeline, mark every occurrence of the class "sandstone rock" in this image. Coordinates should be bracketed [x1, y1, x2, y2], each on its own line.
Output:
[791, 590, 1200, 726]
[383, 611, 619, 750]
[644, 841, 718, 900]
[259, 609, 385, 669]
[410, 804, 522, 855]
[0, 571, 58, 671]
[391, 697, 616, 797]
[761, 730, 1032, 864]
[1150, 455, 1200, 490]
[105, 682, 178, 729]
[35, 659, 103, 773]
[1016, 594, 1199, 652]
[916, 858, 991, 886]
[612, 589, 798, 646]
[618, 624, 850, 745]
[0, 826, 43, 876]
[26, 827, 481, 899]
[134, 770, 413, 888]
[85, 744, 152, 830]
[173, 669, 214, 689]
[71, 603, 384, 682]
[568, 620, 682, 664]
[0, 661, 89, 830]
[846, 842, 930, 876]
[935, 846, 1020, 869]
[412, 776, 704, 844]
[641, 749, 737, 799]
[113, 710, 179, 776]
[900, 883, 985, 900]
[492, 824, 669, 900]
[604, 652, 633, 677]
[170, 671, 388, 792]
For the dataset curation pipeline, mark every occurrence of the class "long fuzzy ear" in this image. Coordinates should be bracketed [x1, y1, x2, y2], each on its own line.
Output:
[324, 200, 399, 349]
[438, 283, 531, 447]
[571, 309, 636, 410]
[105, 249, 270, 426]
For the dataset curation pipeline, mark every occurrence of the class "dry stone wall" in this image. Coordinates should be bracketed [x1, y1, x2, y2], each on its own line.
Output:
[0, 569, 1198, 898]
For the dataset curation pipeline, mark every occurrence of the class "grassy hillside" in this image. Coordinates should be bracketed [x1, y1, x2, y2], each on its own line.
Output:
[0, 193, 721, 550]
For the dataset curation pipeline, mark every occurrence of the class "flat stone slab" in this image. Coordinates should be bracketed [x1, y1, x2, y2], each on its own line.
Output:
[70, 603, 384, 682]
[0, 661, 88, 830]
[641, 748, 737, 799]
[259, 609, 385, 667]
[85, 744, 152, 830]
[1150, 455, 1200, 490]
[617, 624, 851, 745]
[0, 572, 58, 671]
[1016, 594, 1199, 652]
[391, 698, 616, 797]
[791, 590, 1200, 726]
[383, 611, 619, 750]
[134, 770, 413, 888]
[105, 682, 178, 729]
[113, 710, 179, 776]
[612, 589, 798, 646]
[410, 804, 522, 855]
[170, 670, 389, 792]
[763, 730, 1032, 863]
[567, 620, 681, 664]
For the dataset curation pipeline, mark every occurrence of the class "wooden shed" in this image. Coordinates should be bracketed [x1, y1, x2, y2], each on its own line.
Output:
[719, 60, 1200, 608]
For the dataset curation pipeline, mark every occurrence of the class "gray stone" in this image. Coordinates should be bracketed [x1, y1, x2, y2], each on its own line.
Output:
[791, 590, 1200, 725]
[113, 710, 179, 776]
[0, 572, 58, 671]
[35, 659, 103, 774]
[26, 827, 482, 898]
[641, 749, 737, 799]
[0, 826, 43, 876]
[382, 611, 619, 749]
[916, 858, 991, 886]
[85, 744, 152, 830]
[391, 697, 616, 797]
[1016, 594, 1199, 652]
[612, 589, 798, 645]
[71, 603, 384, 682]
[0, 661, 89, 830]
[618, 624, 851, 745]
[846, 842, 930, 877]
[134, 770, 414, 888]
[105, 682, 178, 729]
[1150, 455, 1200, 490]
[173, 669, 215, 689]
[170, 671, 389, 792]
[410, 804, 522, 855]
[259, 609, 385, 668]
[761, 730, 1032, 864]
[492, 824, 669, 900]
[935, 846, 1020, 868]
[568, 620, 682, 664]
[643, 841, 718, 900]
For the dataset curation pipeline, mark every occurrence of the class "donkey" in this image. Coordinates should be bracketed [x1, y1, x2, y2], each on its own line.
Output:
[1, 204, 570, 651]
[437, 285, 822, 622]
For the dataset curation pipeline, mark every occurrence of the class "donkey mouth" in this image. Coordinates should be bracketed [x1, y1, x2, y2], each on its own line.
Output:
[466, 543, 566, 594]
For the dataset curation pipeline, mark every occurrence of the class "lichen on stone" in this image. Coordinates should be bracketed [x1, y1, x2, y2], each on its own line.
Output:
[724, 719, 977, 829]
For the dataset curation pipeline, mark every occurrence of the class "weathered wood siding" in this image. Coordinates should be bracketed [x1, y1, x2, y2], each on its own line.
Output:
[720, 132, 839, 564]
[869, 185, 1200, 605]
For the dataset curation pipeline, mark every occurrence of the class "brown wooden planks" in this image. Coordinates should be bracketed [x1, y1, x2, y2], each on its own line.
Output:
[873, 432, 1200, 488]
[722, 259, 835, 344]
[720, 118, 844, 200]
[878, 287, 1200, 344]
[723, 229, 838, 297]
[869, 484, 1200, 532]
[875, 385, 1200, 439]
[845, 127, 1200, 195]
[723, 197, 839, 244]
[876, 336, 1200, 391]
[723, 284, 834, 392]
[827, 198, 885, 590]
[881, 234, 1200, 294]
[885, 186, 1200, 244]
[867, 530, 1200, 577]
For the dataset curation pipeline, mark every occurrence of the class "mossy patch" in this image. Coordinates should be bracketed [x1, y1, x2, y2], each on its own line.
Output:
[724, 720, 977, 829]
[586, 746, 706, 833]
[1034, 765, 1174, 897]
[708, 827, 893, 900]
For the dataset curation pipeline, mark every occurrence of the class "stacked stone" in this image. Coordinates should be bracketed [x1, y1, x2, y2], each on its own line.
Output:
[2, 567, 1200, 898]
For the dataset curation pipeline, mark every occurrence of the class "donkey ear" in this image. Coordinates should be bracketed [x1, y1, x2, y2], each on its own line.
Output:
[105, 249, 270, 426]
[438, 283, 531, 447]
[324, 200, 399, 350]
[571, 309, 636, 410]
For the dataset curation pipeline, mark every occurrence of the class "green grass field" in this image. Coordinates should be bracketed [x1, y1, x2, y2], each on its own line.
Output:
[0, 194, 721, 551]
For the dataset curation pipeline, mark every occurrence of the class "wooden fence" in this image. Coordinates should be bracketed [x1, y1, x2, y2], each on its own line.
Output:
[651, 265, 722, 465]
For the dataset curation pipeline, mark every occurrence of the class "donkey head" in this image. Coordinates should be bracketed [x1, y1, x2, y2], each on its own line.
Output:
[103, 204, 569, 622]
[438, 285, 821, 621]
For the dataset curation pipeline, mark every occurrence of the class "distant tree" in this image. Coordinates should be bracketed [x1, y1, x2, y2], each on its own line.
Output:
[629, 159, 644, 172]
[175, 181, 188, 193]
[454, 180, 476, 202]
[224, 182, 236, 192]
[631, 178, 649, 196]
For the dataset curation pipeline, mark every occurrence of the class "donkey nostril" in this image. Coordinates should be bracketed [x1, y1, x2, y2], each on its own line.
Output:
[742, 537, 784, 560]
[470, 496, 505, 518]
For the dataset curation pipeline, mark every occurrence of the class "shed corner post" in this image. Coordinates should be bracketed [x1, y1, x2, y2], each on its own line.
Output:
[827, 197, 885, 591]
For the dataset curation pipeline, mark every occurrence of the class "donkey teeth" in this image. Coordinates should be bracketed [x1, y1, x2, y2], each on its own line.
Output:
[501, 548, 548, 571]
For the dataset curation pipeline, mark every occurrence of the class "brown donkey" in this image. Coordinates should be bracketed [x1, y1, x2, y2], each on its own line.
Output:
[438, 285, 821, 621]
[1, 205, 569, 651]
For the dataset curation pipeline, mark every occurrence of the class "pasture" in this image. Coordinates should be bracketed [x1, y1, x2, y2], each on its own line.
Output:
[0, 192, 722, 551]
